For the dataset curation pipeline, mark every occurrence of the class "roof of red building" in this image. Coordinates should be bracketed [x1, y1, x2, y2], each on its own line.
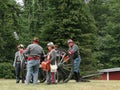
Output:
[99, 68, 120, 73]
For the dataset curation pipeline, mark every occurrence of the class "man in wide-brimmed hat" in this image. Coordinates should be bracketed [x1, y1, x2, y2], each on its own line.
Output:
[13, 44, 25, 83]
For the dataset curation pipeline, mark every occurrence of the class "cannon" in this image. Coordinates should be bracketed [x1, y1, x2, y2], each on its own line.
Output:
[21, 48, 74, 83]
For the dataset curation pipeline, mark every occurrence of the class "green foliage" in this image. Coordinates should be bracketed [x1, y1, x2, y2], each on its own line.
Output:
[0, 63, 15, 78]
[0, 0, 21, 63]
[40, 0, 98, 75]
[89, 0, 120, 69]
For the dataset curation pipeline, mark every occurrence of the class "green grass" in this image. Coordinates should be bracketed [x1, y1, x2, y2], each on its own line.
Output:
[0, 79, 120, 90]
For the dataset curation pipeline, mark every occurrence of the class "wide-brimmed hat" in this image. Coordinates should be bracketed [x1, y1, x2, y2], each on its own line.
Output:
[17, 44, 24, 48]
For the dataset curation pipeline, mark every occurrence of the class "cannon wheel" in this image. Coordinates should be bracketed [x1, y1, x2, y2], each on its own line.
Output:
[56, 48, 74, 83]
[39, 48, 74, 83]
[38, 65, 46, 83]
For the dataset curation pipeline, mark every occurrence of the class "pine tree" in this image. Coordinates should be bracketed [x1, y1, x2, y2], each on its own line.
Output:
[0, 0, 22, 62]
[40, 0, 97, 74]
[89, 0, 120, 68]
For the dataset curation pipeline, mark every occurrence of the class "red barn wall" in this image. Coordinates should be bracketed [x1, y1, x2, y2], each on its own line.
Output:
[100, 71, 120, 80]
[101, 73, 107, 80]
[109, 72, 120, 80]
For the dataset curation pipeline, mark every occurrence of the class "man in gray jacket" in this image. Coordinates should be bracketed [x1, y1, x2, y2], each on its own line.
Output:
[68, 39, 81, 82]
[24, 37, 44, 85]
[46, 42, 57, 84]
[13, 44, 25, 83]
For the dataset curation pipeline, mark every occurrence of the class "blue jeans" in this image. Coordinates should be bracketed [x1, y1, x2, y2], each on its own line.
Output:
[74, 55, 81, 73]
[26, 60, 40, 84]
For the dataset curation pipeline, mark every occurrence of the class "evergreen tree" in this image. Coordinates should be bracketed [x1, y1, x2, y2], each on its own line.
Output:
[0, 0, 21, 62]
[89, 0, 120, 68]
[40, 0, 97, 74]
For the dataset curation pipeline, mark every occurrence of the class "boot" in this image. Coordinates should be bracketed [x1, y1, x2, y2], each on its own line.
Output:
[74, 72, 78, 82]
[22, 78, 25, 83]
[76, 72, 81, 82]
[16, 78, 20, 83]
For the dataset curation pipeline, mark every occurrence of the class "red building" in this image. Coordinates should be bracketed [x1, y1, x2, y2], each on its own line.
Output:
[99, 68, 120, 80]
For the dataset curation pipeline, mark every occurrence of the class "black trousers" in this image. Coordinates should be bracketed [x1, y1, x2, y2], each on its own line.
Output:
[15, 62, 24, 82]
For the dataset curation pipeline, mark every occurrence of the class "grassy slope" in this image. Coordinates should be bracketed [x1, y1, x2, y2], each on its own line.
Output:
[0, 80, 120, 90]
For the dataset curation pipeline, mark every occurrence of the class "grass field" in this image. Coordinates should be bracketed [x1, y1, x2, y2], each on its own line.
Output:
[0, 79, 120, 90]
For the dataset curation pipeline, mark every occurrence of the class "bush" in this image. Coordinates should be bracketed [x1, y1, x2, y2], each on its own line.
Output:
[0, 63, 15, 79]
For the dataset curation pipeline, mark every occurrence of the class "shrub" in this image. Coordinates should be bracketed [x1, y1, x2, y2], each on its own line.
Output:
[0, 63, 15, 79]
